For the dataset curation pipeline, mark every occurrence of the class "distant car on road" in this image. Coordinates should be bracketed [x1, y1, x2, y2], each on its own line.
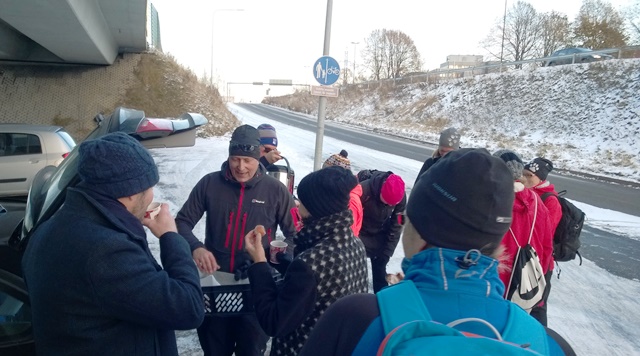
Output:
[0, 125, 76, 197]
[545, 47, 614, 66]
[0, 107, 208, 354]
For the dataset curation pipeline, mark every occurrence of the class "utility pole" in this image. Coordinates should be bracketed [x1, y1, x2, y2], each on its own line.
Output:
[210, 8, 244, 88]
[313, 0, 333, 171]
[500, 0, 507, 73]
[351, 41, 359, 84]
[343, 48, 349, 86]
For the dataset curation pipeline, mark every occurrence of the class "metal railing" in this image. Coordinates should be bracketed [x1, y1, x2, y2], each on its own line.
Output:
[344, 45, 640, 90]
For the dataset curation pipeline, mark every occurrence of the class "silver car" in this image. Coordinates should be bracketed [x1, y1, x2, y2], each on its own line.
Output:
[0, 125, 76, 197]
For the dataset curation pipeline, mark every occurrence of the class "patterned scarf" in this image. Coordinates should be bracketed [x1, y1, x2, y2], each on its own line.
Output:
[271, 210, 369, 355]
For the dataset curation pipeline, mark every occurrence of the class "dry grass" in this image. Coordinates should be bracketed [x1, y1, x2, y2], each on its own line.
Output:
[123, 52, 239, 137]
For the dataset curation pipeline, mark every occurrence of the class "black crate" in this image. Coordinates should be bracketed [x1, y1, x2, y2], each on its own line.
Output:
[202, 284, 253, 316]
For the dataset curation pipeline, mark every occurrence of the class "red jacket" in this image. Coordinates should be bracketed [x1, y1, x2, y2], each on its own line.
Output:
[349, 184, 364, 237]
[531, 181, 562, 231]
[499, 183, 554, 290]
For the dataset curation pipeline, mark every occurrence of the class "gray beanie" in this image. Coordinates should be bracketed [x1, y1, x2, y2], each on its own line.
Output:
[78, 132, 159, 199]
[439, 128, 461, 149]
[493, 149, 524, 181]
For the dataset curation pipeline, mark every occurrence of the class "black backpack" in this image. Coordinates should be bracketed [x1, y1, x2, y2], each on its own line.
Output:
[542, 190, 585, 264]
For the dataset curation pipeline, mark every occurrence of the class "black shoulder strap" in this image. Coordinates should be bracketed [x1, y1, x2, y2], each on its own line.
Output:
[541, 192, 554, 202]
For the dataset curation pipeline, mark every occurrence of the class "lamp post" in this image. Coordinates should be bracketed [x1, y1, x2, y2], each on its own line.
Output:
[499, 0, 507, 72]
[210, 8, 244, 87]
[351, 41, 359, 84]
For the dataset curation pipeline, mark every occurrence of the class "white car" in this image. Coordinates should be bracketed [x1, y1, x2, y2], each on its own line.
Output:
[0, 124, 76, 197]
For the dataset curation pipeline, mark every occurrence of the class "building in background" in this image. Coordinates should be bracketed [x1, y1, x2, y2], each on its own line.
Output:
[148, 3, 162, 52]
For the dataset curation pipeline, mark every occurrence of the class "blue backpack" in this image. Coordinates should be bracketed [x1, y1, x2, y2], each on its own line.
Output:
[376, 281, 550, 355]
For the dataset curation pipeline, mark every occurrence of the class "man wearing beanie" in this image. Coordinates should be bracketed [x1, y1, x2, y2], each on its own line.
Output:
[359, 170, 406, 292]
[322, 149, 363, 236]
[244, 166, 368, 356]
[523, 157, 562, 326]
[300, 149, 575, 356]
[175, 124, 298, 356]
[493, 149, 553, 317]
[415, 127, 461, 184]
[22, 132, 204, 355]
[257, 123, 282, 168]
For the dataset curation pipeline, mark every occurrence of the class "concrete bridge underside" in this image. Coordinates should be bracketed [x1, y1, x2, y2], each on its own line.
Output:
[0, 0, 147, 65]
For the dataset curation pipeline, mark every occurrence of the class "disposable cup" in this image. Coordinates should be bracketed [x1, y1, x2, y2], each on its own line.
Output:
[269, 240, 288, 264]
[145, 202, 162, 219]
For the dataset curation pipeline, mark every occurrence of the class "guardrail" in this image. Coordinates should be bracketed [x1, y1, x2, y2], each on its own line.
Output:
[344, 45, 640, 89]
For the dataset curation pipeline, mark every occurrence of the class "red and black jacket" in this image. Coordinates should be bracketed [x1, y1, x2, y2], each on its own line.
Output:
[176, 162, 300, 272]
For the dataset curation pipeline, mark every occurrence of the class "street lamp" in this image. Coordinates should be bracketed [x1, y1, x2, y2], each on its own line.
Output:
[351, 41, 359, 84]
[210, 8, 244, 87]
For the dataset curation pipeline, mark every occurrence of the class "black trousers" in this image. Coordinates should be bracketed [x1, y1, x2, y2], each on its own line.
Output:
[530, 270, 553, 326]
[197, 314, 269, 356]
[369, 255, 389, 293]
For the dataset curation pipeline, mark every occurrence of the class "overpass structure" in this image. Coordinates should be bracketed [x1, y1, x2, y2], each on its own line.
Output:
[0, 0, 149, 65]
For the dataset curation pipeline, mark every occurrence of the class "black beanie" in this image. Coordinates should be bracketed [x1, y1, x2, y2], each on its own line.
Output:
[297, 166, 357, 218]
[524, 157, 553, 181]
[78, 132, 159, 199]
[407, 148, 514, 253]
[229, 125, 261, 160]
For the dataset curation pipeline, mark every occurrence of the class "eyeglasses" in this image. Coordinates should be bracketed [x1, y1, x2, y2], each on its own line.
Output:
[230, 143, 258, 152]
[263, 146, 275, 153]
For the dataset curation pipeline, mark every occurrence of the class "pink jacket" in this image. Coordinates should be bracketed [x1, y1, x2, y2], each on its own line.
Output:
[531, 181, 562, 231]
[349, 184, 364, 237]
[499, 183, 554, 290]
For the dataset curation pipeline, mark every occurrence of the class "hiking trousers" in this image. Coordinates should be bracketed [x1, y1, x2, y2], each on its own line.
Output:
[530, 270, 553, 326]
[197, 314, 269, 356]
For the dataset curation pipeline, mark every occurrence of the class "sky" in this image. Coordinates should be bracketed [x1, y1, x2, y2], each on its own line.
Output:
[145, 104, 640, 355]
[150, 0, 633, 102]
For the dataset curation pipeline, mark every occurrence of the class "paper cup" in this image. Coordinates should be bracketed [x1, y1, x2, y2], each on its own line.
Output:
[269, 240, 288, 264]
[145, 202, 162, 219]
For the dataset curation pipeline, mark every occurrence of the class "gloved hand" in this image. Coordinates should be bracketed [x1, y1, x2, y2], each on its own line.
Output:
[234, 259, 253, 281]
[269, 251, 293, 275]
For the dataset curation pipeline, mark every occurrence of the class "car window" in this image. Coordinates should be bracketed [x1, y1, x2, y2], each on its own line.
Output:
[0, 134, 42, 156]
[0, 289, 32, 347]
[56, 130, 76, 150]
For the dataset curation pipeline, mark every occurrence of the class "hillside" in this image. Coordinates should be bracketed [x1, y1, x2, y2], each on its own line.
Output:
[263, 59, 640, 184]
[0, 51, 239, 140]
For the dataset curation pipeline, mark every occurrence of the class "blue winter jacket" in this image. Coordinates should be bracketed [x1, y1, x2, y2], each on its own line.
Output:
[22, 188, 205, 355]
[299, 248, 572, 355]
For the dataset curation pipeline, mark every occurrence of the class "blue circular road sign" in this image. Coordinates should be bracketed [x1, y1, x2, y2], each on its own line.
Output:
[312, 56, 340, 86]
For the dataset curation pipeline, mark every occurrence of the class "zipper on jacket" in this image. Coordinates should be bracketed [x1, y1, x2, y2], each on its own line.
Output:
[239, 212, 248, 250]
[230, 184, 246, 272]
[225, 211, 234, 248]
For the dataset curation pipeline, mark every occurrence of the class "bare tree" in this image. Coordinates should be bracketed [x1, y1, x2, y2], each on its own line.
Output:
[539, 11, 572, 57]
[482, 1, 541, 67]
[625, 0, 640, 44]
[573, 0, 628, 49]
[362, 29, 422, 80]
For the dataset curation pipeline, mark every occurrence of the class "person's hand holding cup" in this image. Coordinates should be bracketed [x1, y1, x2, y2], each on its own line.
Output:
[142, 202, 177, 238]
[269, 240, 288, 264]
[145, 202, 162, 220]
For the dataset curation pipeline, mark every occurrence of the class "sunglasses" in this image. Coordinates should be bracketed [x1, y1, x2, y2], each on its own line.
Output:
[230, 143, 258, 152]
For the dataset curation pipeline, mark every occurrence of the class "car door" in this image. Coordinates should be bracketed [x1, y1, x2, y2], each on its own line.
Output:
[0, 269, 34, 354]
[0, 133, 47, 197]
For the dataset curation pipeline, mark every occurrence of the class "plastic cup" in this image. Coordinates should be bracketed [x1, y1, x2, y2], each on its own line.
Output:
[269, 240, 288, 264]
[145, 202, 162, 219]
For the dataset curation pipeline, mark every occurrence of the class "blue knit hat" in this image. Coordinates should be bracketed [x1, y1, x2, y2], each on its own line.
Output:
[78, 132, 159, 199]
[257, 123, 278, 147]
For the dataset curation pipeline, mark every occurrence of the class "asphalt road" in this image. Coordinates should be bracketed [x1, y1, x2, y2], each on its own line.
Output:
[236, 103, 640, 280]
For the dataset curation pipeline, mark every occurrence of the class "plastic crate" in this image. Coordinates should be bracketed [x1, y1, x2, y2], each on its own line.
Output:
[202, 284, 253, 316]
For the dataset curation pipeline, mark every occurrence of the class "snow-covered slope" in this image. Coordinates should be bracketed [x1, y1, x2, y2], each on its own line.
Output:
[264, 59, 640, 183]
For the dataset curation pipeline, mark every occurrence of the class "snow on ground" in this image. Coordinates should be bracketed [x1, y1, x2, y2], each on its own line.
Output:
[146, 104, 640, 355]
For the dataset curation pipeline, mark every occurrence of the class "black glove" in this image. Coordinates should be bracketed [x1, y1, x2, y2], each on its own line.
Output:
[268, 252, 293, 275]
[234, 259, 253, 281]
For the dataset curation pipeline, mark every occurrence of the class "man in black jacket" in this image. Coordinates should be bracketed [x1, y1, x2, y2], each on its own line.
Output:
[23, 132, 204, 355]
[415, 127, 461, 184]
[175, 124, 299, 356]
[358, 171, 406, 292]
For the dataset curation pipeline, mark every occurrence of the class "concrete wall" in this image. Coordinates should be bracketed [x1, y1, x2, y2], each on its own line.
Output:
[0, 53, 142, 139]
